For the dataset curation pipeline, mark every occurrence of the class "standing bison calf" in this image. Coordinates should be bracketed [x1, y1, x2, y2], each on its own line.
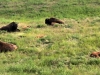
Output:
[45, 17, 64, 25]
[0, 22, 20, 32]
[0, 41, 17, 52]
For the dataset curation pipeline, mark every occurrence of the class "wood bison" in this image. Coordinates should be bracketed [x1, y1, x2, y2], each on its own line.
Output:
[0, 22, 20, 32]
[90, 51, 100, 58]
[45, 17, 64, 25]
[0, 41, 17, 52]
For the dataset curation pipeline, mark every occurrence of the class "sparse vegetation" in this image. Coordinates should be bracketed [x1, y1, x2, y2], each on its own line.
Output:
[0, 0, 100, 75]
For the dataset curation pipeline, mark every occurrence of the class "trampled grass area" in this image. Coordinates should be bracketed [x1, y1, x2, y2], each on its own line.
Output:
[0, 0, 100, 75]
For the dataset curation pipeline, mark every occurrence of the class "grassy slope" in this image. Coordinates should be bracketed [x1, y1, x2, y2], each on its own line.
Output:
[0, 0, 100, 21]
[0, 0, 100, 75]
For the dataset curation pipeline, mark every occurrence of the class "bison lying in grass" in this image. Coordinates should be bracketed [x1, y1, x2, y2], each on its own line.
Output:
[0, 41, 17, 52]
[0, 22, 20, 32]
[90, 51, 100, 58]
[45, 17, 64, 25]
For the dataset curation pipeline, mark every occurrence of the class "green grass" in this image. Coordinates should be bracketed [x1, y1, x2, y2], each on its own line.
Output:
[0, 0, 100, 75]
[0, 0, 100, 20]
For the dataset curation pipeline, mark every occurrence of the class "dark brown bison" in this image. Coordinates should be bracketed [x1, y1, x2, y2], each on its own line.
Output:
[0, 41, 17, 52]
[90, 51, 100, 58]
[45, 17, 64, 25]
[0, 22, 20, 32]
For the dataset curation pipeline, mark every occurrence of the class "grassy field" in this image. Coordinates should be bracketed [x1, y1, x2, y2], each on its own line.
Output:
[0, 0, 100, 75]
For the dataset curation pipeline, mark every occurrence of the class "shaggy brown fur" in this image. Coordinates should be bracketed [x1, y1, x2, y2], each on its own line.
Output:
[90, 52, 100, 58]
[0, 41, 17, 52]
[0, 22, 20, 32]
[45, 17, 64, 25]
